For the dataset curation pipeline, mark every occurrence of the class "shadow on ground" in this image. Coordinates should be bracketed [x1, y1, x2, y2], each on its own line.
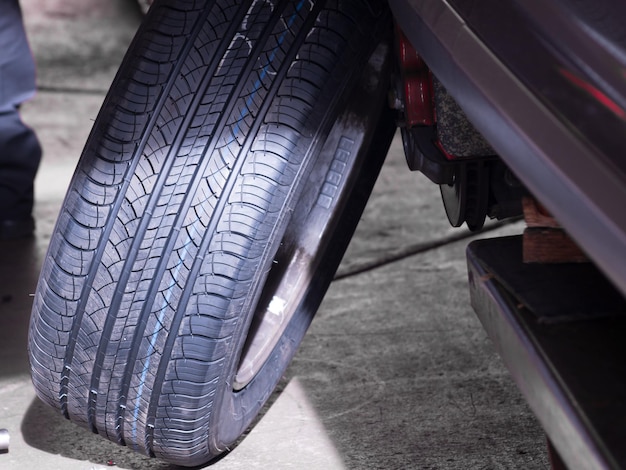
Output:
[21, 397, 174, 469]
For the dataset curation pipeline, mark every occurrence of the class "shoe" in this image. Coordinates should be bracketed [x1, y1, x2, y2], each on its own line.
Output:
[0, 215, 35, 239]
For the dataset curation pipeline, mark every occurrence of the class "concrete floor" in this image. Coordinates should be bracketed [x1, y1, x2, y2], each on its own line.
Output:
[0, 1, 550, 468]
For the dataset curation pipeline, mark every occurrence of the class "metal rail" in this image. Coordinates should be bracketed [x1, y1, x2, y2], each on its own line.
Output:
[467, 236, 626, 470]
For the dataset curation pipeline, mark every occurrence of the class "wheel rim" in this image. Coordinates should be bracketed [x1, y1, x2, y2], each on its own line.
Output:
[233, 141, 355, 391]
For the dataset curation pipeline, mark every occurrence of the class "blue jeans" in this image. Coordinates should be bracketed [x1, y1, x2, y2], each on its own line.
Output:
[0, 0, 41, 220]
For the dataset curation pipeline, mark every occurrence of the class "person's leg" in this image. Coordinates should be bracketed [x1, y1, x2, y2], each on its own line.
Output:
[0, 0, 41, 239]
[0, 110, 41, 237]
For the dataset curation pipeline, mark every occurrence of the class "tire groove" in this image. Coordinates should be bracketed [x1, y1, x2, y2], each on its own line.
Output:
[105, 2, 261, 448]
[120, 0, 279, 454]
[89, 1, 249, 445]
[144, 0, 329, 458]
[61, 1, 213, 424]
[144, 0, 324, 458]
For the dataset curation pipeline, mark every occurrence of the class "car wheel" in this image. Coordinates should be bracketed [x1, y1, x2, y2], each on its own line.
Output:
[28, 0, 394, 465]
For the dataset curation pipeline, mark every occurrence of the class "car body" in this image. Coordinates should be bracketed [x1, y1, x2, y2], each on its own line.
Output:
[389, 0, 626, 297]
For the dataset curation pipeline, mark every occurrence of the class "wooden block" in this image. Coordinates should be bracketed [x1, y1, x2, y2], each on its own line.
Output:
[523, 228, 588, 264]
[522, 197, 561, 228]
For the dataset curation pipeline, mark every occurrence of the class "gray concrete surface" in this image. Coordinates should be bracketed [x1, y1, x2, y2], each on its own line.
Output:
[0, 1, 550, 468]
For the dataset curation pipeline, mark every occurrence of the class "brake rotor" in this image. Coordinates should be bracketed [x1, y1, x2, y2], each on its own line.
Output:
[440, 161, 489, 231]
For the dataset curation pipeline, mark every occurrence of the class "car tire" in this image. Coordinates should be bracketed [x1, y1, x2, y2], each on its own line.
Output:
[28, 0, 395, 465]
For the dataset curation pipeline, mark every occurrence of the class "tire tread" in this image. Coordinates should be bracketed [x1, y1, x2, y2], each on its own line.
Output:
[29, 0, 392, 465]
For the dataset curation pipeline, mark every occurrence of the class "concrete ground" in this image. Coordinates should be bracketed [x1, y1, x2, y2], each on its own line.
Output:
[0, 1, 550, 468]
